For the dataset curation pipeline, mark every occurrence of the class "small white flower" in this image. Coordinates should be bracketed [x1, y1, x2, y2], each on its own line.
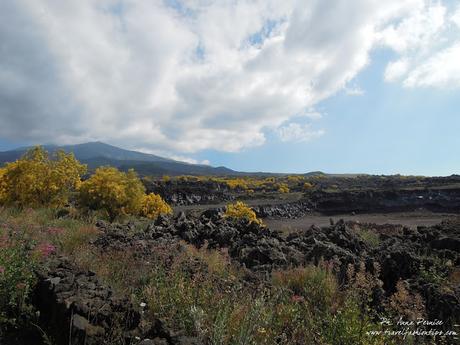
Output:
[139, 302, 147, 308]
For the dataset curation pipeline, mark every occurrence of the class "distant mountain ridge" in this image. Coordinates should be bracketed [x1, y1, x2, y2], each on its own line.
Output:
[0, 142, 236, 176]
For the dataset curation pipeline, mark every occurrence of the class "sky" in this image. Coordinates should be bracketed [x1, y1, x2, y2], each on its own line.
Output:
[0, 0, 459, 175]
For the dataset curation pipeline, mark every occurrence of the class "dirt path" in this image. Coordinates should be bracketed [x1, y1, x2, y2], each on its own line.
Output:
[265, 211, 460, 233]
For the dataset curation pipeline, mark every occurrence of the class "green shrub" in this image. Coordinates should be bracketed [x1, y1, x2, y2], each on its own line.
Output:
[272, 265, 339, 314]
[0, 229, 38, 328]
[355, 227, 381, 248]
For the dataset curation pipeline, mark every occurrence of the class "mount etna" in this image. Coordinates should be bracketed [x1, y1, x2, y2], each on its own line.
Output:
[0, 141, 236, 176]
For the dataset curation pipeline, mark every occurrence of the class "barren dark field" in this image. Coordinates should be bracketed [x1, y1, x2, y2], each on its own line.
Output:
[265, 211, 460, 233]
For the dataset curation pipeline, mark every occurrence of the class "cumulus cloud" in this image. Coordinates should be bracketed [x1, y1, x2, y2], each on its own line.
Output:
[277, 123, 324, 143]
[378, 1, 446, 53]
[385, 58, 410, 82]
[404, 42, 460, 88]
[450, 4, 460, 28]
[169, 155, 211, 166]
[0, 0, 457, 156]
[380, 1, 460, 88]
[344, 85, 365, 96]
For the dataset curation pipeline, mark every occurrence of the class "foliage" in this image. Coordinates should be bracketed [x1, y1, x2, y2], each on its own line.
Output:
[141, 193, 173, 220]
[354, 227, 381, 248]
[0, 232, 37, 325]
[388, 280, 426, 321]
[224, 201, 263, 226]
[286, 175, 305, 183]
[79, 167, 146, 219]
[0, 207, 409, 345]
[0, 168, 6, 202]
[0, 207, 101, 341]
[277, 183, 290, 193]
[0, 146, 86, 208]
[303, 182, 313, 190]
[159, 175, 312, 194]
[272, 264, 339, 314]
[225, 178, 249, 190]
[134, 252, 393, 345]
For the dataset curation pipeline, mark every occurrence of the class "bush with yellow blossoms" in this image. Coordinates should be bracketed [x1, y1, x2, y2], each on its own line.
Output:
[277, 183, 290, 193]
[141, 193, 172, 219]
[0, 146, 86, 208]
[79, 166, 172, 220]
[78, 167, 145, 219]
[224, 201, 263, 226]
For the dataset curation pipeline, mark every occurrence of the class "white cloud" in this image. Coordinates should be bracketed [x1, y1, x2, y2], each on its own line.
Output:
[277, 123, 324, 143]
[0, 0, 458, 156]
[404, 42, 460, 88]
[379, 1, 460, 88]
[170, 155, 211, 165]
[344, 85, 365, 96]
[304, 110, 323, 120]
[135, 147, 210, 165]
[451, 5, 460, 28]
[385, 58, 410, 81]
[378, 1, 446, 53]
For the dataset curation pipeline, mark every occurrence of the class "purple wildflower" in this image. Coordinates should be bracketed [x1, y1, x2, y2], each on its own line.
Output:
[37, 243, 56, 257]
[47, 227, 64, 235]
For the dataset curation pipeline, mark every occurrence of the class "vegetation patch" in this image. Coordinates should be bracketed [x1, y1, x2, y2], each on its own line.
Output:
[224, 201, 264, 226]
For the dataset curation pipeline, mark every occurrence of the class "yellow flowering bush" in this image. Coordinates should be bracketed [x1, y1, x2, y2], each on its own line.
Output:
[0, 168, 6, 203]
[79, 167, 145, 219]
[225, 178, 249, 190]
[277, 183, 290, 193]
[141, 193, 172, 219]
[79, 167, 173, 220]
[224, 201, 263, 226]
[286, 175, 304, 183]
[0, 146, 86, 207]
[303, 182, 313, 190]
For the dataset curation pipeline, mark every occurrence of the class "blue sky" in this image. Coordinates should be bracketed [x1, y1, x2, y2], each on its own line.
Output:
[1, 0, 459, 176]
[193, 48, 460, 176]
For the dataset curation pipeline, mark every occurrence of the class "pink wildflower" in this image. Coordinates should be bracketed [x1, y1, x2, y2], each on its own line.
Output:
[0, 234, 9, 248]
[0, 266, 5, 274]
[47, 227, 64, 235]
[291, 295, 305, 303]
[37, 243, 56, 257]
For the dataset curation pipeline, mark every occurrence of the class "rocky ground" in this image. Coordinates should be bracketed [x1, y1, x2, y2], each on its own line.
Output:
[308, 188, 460, 214]
[24, 210, 459, 344]
[33, 256, 198, 345]
[4, 174, 460, 344]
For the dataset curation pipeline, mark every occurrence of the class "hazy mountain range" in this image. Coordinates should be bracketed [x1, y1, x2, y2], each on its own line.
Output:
[0, 142, 238, 176]
[0, 142, 330, 177]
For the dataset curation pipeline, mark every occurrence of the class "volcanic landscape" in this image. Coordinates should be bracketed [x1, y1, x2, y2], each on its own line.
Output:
[1, 144, 459, 345]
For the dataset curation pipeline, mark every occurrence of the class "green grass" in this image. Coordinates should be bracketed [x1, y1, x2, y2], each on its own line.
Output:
[354, 227, 381, 248]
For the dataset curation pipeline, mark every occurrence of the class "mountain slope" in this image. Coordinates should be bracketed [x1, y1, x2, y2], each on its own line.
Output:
[2, 142, 174, 163]
[0, 142, 236, 176]
[58, 142, 174, 162]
